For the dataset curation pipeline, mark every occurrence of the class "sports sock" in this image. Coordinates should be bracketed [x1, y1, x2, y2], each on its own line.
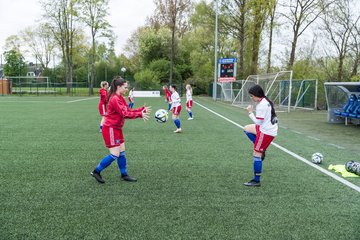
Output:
[95, 154, 117, 173]
[117, 151, 127, 176]
[253, 156, 262, 182]
[245, 131, 256, 143]
[188, 111, 193, 118]
[168, 103, 171, 111]
[100, 125, 102, 130]
[174, 119, 181, 128]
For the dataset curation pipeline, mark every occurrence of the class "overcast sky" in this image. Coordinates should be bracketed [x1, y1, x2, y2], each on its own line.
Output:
[0, 0, 157, 61]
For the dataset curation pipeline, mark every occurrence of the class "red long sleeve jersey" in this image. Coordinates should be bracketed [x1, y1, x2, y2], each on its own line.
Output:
[99, 88, 108, 105]
[164, 89, 172, 102]
[103, 94, 144, 129]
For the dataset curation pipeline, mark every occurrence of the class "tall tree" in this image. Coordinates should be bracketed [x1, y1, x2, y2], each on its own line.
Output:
[281, 0, 332, 70]
[20, 23, 56, 71]
[41, 0, 79, 94]
[266, 0, 278, 73]
[79, 0, 111, 95]
[151, 0, 192, 84]
[321, 0, 359, 81]
[3, 49, 26, 77]
[349, 13, 360, 79]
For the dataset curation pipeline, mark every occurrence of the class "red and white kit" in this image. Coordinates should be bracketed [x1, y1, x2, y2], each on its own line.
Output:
[186, 89, 193, 108]
[248, 98, 278, 153]
[98, 88, 108, 116]
[102, 94, 144, 148]
[171, 91, 182, 115]
[128, 90, 134, 103]
[164, 88, 172, 103]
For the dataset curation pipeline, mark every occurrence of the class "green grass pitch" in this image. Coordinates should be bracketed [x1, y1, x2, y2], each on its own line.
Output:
[0, 96, 359, 239]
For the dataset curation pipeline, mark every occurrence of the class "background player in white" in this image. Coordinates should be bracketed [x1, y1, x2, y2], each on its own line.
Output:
[128, 87, 135, 109]
[170, 85, 182, 133]
[243, 84, 278, 187]
[185, 84, 194, 120]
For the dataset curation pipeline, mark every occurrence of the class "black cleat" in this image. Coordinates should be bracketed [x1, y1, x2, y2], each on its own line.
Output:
[90, 171, 105, 184]
[243, 179, 261, 187]
[121, 174, 137, 182]
[261, 151, 266, 161]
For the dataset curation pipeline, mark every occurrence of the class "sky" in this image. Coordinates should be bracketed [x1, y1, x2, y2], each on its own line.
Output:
[0, 0, 157, 61]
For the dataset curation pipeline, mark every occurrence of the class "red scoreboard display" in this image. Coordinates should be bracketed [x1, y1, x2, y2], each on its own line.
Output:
[218, 58, 237, 82]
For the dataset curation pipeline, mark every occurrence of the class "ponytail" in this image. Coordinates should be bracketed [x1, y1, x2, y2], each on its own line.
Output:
[107, 76, 127, 103]
[248, 84, 277, 124]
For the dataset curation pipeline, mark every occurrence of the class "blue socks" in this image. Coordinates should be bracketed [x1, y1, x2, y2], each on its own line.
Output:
[95, 154, 118, 173]
[253, 156, 262, 182]
[245, 131, 256, 143]
[117, 151, 127, 176]
[168, 103, 171, 111]
[188, 111, 193, 118]
[128, 103, 134, 108]
[174, 119, 181, 128]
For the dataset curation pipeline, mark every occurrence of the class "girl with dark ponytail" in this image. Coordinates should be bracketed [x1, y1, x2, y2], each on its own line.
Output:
[91, 76, 151, 184]
[243, 84, 278, 187]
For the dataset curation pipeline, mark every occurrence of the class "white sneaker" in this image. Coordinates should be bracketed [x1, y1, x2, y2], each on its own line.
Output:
[174, 128, 182, 133]
[187, 117, 193, 120]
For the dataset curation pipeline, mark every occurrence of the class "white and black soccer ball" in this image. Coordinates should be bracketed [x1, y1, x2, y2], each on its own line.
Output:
[155, 109, 168, 123]
[311, 152, 323, 164]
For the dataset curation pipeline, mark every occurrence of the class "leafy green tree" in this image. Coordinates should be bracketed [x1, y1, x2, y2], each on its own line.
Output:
[134, 69, 161, 90]
[3, 50, 26, 77]
[79, 0, 111, 95]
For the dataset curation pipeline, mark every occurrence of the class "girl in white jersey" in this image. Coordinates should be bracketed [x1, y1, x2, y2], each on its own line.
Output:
[170, 85, 182, 133]
[243, 85, 278, 187]
[185, 84, 194, 120]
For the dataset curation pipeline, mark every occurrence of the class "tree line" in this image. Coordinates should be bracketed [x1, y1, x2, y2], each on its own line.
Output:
[2, 0, 360, 96]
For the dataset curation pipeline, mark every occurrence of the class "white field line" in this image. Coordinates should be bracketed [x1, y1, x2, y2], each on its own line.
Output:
[66, 97, 98, 103]
[291, 130, 302, 135]
[194, 100, 360, 193]
[307, 136, 320, 141]
[327, 143, 345, 149]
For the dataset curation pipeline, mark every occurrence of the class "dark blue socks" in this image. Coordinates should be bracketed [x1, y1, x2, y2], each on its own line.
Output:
[253, 156, 262, 182]
[174, 119, 181, 128]
[245, 131, 256, 143]
[117, 151, 127, 176]
[95, 154, 117, 173]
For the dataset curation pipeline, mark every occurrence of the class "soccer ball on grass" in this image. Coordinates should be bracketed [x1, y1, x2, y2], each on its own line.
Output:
[155, 109, 168, 123]
[311, 152, 323, 164]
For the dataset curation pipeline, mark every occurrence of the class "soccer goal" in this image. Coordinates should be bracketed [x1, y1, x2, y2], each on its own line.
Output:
[231, 71, 318, 112]
[7, 76, 53, 95]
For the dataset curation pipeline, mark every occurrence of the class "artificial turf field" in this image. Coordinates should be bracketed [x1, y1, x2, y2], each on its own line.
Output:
[1, 96, 359, 240]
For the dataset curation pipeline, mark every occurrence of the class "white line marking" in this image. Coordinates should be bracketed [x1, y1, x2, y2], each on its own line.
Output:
[328, 143, 345, 149]
[66, 97, 97, 103]
[307, 136, 320, 141]
[291, 130, 302, 135]
[194, 100, 360, 193]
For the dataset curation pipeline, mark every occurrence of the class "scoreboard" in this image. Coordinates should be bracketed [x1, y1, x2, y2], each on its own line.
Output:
[218, 58, 237, 82]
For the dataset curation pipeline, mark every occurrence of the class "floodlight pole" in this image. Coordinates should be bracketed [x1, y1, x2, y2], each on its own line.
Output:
[213, 0, 219, 100]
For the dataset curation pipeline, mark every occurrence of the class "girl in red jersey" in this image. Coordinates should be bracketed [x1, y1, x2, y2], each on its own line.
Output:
[91, 77, 151, 184]
[98, 81, 109, 132]
[163, 85, 172, 111]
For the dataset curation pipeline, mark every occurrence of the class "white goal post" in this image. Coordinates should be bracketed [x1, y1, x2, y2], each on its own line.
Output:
[230, 71, 318, 112]
[232, 71, 293, 112]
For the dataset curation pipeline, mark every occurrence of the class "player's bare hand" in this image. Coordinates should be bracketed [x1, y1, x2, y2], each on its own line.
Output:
[142, 108, 151, 121]
[246, 105, 253, 113]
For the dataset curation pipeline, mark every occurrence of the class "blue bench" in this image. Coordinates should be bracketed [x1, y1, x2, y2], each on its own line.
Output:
[335, 94, 360, 125]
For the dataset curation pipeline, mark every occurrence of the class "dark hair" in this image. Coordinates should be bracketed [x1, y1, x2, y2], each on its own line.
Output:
[248, 84, 277, 124]
[107, 76, 127, 102]
[170, 84, 177, 91]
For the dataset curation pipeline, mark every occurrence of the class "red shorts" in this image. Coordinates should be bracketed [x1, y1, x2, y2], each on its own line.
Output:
[172, 105, 182, 115]
[186, 100, 193, 108]
[128, 97, 134, 103]
[102, 126, 124, 148]
[98, 103, 106, 116]
[254, 125, 275, 153]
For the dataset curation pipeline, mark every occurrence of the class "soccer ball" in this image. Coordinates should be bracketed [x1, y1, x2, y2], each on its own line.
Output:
[345, 161, 354, 172]
[311, 152, 323, 164]
[155, 109, 168, 123]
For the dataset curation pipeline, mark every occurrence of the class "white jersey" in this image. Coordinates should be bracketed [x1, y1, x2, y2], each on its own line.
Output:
[128, 90, 134, 99]
[249, 98, 278, 136]
[171, 91, 181, 108]
[186, 89, 192, 102]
